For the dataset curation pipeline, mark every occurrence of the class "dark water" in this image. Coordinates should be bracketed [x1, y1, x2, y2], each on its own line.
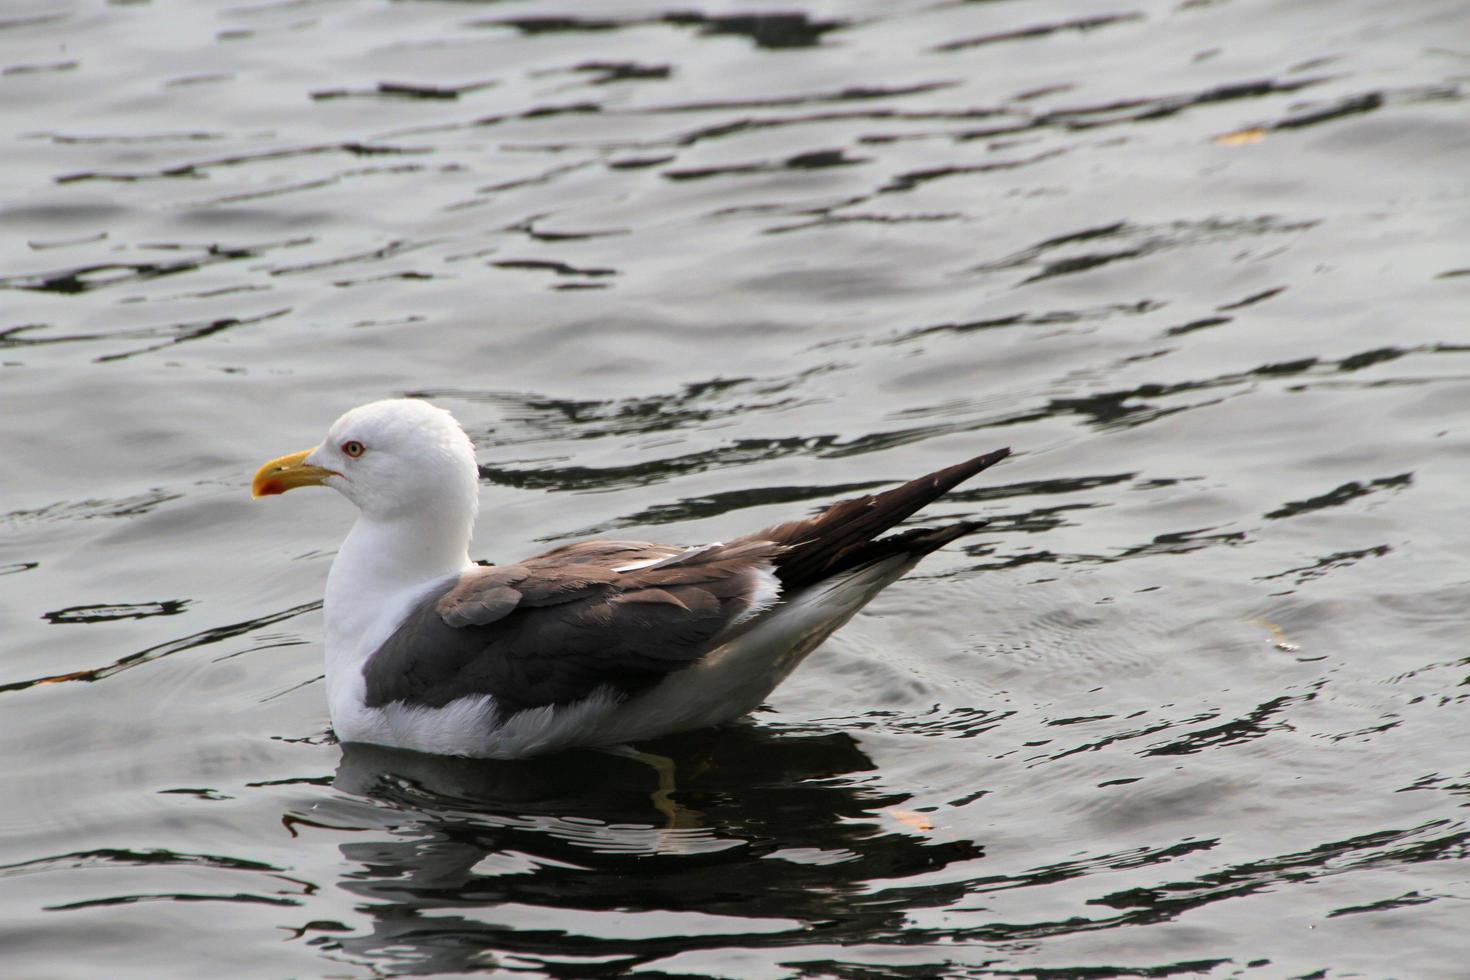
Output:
[3, 0, 1468, 976]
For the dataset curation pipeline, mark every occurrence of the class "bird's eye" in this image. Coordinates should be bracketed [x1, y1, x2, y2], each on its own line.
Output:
[341, 440, 365, 458]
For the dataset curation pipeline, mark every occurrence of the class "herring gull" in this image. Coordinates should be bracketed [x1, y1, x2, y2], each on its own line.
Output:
[252, 398, 1009, 758]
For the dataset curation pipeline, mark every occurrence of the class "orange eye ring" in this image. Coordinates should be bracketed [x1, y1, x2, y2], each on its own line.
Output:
[341, 440, 365, 458]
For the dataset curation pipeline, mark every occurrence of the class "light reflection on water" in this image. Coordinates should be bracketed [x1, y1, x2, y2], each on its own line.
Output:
[2, 0, 1468, 977]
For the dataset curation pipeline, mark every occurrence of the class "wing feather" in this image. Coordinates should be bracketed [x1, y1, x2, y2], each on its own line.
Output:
[363, 448, 1009, 720]
[363, 540, 783, 715]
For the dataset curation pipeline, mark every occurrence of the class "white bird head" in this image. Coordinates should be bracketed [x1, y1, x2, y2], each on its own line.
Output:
[253, 398, 480, 526]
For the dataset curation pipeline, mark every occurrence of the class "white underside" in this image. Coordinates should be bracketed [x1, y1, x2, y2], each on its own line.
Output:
[329, 557, 916, 759]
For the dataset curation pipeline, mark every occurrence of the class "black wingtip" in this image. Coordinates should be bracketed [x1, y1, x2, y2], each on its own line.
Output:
[966, 446, 1011, 471]
[760, 447, 1011, 589]
[824, 518, 992, 573]
[915, 519, 991, 548]
[921, 446, 1012, 498]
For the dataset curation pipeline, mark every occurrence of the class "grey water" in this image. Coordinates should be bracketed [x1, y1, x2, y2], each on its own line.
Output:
[3, 0, 1468, 977]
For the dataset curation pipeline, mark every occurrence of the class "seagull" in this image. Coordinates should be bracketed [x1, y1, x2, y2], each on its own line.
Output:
[253, 399, 1009, 758]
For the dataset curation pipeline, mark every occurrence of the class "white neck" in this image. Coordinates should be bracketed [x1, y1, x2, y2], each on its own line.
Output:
[323, 512, 473, 691]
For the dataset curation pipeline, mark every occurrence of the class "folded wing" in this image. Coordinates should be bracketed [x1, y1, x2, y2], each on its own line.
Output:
[363, 447, 1011, 719]
[362, 539, 783, 715]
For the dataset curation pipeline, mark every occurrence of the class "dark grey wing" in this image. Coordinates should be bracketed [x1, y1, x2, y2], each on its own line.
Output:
[516, 539, 685, 570]
[362, 541, 783, 716]
[363, 449, 1011, 718]
[741, 447, 1011, 590]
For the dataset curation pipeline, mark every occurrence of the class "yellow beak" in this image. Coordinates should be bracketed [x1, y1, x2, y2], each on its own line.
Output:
[252, 448, 338, 499]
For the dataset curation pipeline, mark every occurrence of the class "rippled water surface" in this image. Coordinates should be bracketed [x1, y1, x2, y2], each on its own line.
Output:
[4, 0, 1469, 976]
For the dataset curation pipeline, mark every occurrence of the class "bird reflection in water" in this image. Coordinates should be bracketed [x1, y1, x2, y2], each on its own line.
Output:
[313, 724, 984, 975]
